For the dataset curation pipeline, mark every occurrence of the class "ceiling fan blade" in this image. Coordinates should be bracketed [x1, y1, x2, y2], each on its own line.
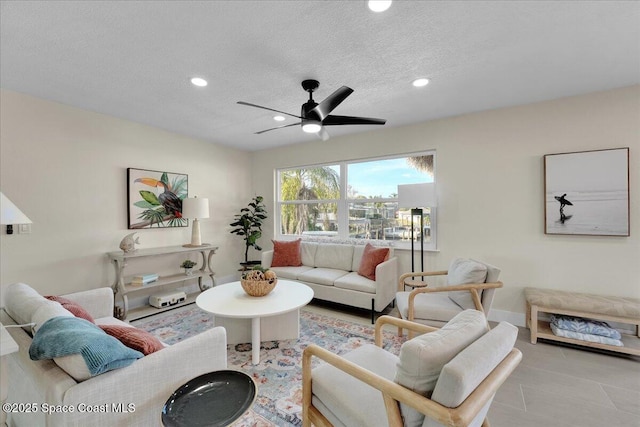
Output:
[316, 128, 330, 141]
[255, 122, 301, 135]
[310, 86, 354, 121]
[322, 115, 386, 126]
[237, 101, 301, 119]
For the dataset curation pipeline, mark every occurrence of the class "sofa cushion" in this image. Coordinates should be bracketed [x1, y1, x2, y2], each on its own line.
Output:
[271, 239, 303, 267]
[100, 325, 164, 355]
[301, 241, 318, 266]
[447, 258, 488, 310]
[4, 282, 49, 330]
[269, 265, 314, 280]
[357, 243, 389, 280]
[314, 244, 354, 271]
[394, 309, 488, 427]
[424, 322, 518, 427]
[334, 272, 377, 294]
[45, 295, 95, 323]
[298, 268, 348, 286]
[312, 344, 399, 427]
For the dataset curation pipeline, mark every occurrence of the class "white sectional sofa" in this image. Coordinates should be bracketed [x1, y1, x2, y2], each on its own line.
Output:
[261, 241, 398, 322]
[1, 283, 227, 427]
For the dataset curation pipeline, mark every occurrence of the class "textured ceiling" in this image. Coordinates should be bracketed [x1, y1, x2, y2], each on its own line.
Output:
[1, 1, 639, 151]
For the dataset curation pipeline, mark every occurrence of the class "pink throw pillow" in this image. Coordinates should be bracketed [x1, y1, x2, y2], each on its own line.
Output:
[45, 295, 95, 323]
[271, 239, 303, 267]
[357, 243, 390, 280]
[99, 325, 164, 356]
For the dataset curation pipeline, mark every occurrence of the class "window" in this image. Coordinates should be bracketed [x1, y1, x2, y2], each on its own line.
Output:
[276, 152, 436, 249]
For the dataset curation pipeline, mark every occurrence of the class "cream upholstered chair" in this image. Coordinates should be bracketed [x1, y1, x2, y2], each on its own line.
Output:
[396, 258, 503, 337]
[302, 311, 522, 427]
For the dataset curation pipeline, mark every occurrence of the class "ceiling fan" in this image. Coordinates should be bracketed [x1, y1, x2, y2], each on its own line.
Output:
[237, 79, 386, 141]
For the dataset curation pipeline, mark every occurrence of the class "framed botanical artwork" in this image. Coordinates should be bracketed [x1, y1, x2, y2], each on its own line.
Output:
[127, 168, 189, 229]
[544, 148, 629, 236]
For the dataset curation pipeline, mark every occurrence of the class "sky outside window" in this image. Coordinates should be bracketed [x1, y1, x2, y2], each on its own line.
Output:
[348, 157, 434, 198]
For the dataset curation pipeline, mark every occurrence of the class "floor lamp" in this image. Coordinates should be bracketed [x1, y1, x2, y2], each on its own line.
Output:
[397, 183, 437, 273]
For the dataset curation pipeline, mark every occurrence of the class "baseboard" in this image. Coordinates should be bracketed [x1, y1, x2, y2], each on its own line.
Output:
[488, 309, 526, 327]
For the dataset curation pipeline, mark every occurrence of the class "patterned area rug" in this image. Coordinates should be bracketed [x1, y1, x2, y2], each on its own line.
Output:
[132, 304, 406, 426]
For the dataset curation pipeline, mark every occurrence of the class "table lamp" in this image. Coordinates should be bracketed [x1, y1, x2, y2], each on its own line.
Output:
[1, 192, 32, 235]
[182, 196, 210, 247]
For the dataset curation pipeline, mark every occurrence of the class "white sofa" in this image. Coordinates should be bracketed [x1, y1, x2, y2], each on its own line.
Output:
[1, 283, 227, 427]
[262, 242, 398, 322]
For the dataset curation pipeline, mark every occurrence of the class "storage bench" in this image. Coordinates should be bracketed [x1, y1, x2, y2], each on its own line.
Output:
[524, 287, 640, 356]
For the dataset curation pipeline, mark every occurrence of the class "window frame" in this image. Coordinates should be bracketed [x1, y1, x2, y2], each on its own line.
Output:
[275, 151, 437, 250]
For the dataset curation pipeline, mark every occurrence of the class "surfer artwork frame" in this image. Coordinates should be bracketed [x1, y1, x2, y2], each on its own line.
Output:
[544, 148, 629, 236]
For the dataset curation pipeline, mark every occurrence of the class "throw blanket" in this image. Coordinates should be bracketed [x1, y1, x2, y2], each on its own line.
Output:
[550, 314, 622, 339]
[29, 317, 143, 376]
[550, 323, 624, 347]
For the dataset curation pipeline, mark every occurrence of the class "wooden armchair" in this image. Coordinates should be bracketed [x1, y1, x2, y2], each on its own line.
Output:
[396, 259, 503, 338]
[302, 313, 522, 427]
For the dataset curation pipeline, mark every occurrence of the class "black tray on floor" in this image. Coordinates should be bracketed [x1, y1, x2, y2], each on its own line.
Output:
[162, 370, 257, 427]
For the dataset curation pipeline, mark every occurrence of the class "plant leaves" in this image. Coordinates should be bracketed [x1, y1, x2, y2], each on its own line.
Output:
[139, 190, 160, 205]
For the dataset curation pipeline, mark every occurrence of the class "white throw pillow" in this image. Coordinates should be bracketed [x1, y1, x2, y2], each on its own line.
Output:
[447, 258, 488, 310]
[31, 300, 74, 333]
[4, 283, 50, 331]
[394, 310, 488, 427]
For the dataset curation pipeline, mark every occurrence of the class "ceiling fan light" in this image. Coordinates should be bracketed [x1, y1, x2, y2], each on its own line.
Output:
[302, 122, 322, 133]
[412, 78, 430, 87]
[273, 115, 285, 122]
[190, 77, 208, 87]
[368, 0, 392, 12]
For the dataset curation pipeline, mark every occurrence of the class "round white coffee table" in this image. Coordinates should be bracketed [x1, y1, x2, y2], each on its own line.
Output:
[196, 280, 313, 365]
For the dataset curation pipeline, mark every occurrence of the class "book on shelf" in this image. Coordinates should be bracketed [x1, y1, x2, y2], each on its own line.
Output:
[130, 273, 159, 287]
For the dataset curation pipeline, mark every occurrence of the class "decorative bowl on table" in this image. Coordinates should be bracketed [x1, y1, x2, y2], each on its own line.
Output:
[241, 267, 278, 297]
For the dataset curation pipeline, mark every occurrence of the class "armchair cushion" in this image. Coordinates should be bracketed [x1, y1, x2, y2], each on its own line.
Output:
[424, 322, 518, 427]
[312, 344, 399, 427]
[447, 258, 488, 310]
[395, 310, 488, 427]
[396, 291, 464, 324]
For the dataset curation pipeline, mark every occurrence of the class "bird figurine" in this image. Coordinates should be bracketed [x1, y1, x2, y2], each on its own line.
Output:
[120, 232, 140, 253]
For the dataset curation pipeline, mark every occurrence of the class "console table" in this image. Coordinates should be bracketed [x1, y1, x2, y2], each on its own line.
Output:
[108, 244, 218, 320]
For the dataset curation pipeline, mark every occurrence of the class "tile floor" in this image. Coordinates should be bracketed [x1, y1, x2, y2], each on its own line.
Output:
[305, 301, 640, 427]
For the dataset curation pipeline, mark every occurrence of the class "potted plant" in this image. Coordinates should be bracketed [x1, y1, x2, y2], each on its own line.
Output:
[181, 259, 197, 276]
[230, 195, 267, 267]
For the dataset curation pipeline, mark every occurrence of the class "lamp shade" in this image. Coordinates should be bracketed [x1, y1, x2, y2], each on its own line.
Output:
[397, 183, 437, 208]
[1, 192, 32, 225]
[182, 197, 210, 219]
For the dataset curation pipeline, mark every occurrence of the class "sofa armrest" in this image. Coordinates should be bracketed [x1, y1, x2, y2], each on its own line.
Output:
[62, 287, 114, 319]
[262, 250, 274, 268]
[61, 326, 227, 425]
[373, 256, 398, 311]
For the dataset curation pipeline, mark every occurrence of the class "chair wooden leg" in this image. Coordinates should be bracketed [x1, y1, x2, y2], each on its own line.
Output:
[482, 417, 491, 427]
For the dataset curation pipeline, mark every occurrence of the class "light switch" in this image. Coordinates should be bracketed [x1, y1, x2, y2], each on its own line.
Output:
[19, 224, 31, 234]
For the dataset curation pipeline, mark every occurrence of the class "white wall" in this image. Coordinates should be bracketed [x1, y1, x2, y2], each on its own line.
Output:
[0, 90, 252, 305]
[251, 86, 640, 323]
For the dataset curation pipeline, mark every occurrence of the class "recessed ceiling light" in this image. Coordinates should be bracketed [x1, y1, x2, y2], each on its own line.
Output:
[368, 0, 392, 12]
[412, 78, 430, 88]
[190, 77, 208, 87]
[273, 115, 285, 122]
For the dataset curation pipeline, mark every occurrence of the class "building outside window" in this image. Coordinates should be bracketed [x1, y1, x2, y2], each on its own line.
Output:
[276, 152, 436, 249]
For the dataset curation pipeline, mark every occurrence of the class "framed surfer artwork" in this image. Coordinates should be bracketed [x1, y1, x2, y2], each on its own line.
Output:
[544, 148, 629, 236]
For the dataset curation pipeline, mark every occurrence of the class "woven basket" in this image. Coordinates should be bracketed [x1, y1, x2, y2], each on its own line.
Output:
[240, 278, 278, 297]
